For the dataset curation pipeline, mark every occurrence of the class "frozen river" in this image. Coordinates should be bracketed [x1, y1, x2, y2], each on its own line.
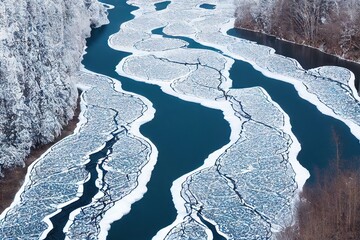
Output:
[1, 0, 360, 239]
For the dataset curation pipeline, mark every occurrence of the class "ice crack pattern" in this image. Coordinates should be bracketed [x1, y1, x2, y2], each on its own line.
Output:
[110, 0, 360, 238]
[163, 88, 298, 240]
[0, 72, 157, 240]
[109, 0, 313, 239]
[1, 0, 359, 239]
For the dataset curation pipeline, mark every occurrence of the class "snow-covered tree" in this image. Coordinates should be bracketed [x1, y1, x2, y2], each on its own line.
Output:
[0, 0, 108, 176]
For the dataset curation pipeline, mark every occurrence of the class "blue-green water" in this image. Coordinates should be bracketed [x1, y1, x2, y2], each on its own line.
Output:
[199, 3, 216, 9]
[48, 0, 360, 239]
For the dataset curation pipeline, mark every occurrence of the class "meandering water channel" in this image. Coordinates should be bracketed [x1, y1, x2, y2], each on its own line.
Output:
[82, 1, 229, 239]
[51, 0, 360, 239]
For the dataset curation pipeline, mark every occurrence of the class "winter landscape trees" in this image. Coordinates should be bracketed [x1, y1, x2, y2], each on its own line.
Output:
[0, 0, 108, 176]
[235, 0, 360, 61]
[277, 132, 360, 239]
[277, 164, 360, 239]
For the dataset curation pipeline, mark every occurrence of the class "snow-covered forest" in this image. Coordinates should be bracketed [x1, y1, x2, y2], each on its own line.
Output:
[235, 0, 360, 61]
[0, 0, 107, 176]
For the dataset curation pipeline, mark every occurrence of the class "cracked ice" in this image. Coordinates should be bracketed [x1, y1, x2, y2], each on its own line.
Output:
[0, 72, 156, 240]
[110, 0, 360, 239]
[1, 0, 359, 239]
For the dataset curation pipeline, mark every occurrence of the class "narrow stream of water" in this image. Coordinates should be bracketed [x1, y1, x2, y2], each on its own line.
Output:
[46, 130, 120, 239]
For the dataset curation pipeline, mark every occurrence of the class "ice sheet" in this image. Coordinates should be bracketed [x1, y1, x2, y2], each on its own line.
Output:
[0, 72, 156, 240]
[109, 1, 310, 239]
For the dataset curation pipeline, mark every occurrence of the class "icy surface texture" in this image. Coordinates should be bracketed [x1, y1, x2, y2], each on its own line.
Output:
[112, 0, 301, 239]
[123, 54, 194, 83]
[65, 73, 152, 240]
[134, 38, 188, 52]
[182, 168, 271, 239]
[164, 217, 208, 240]
[121, 48, 229, 101]
[0, 73, 152, 239]
[192, 10, 360, 135]
[252, 55, 360, 128]
[304, 67, 360, 124]
[166, 88, 297, 239]
[162, 22, 196, 36]
[0, 0, 108, 175]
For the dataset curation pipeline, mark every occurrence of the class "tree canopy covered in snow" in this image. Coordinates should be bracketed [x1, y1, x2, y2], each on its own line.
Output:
[0, 0, 108, 175]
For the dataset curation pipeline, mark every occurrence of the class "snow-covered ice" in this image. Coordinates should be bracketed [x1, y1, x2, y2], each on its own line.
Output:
[2, 0, 359, 238]
[108, 0, 320, 238]
[0, 72, 157, 240]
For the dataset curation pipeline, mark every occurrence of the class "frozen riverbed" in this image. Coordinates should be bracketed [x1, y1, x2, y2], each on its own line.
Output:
[0, 72, 157, 240]
[1, 0, 360, 239]
[110, 0, 360, 239]
[109, 0, 312, 239]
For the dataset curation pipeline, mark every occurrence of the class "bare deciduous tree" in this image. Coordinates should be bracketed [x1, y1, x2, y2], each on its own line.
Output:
[235, 0, 360, 61]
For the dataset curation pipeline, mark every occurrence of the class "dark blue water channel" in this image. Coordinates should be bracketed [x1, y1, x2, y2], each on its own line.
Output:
[153, 21, 360, 184]
[230, 61, 360, 184]
[47, 0, 360, 239]
[228, 28, 360, 91]
[154, 1, 170, 11]
[77, 0, 228, 240]
[226, 29, 360, 182]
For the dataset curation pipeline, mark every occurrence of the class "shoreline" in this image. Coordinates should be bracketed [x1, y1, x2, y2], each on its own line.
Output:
[233, 25, 360, 94]
[219, 18, 360, 141]
[234, 26, 360, 65]
[0, 90, 82, 215]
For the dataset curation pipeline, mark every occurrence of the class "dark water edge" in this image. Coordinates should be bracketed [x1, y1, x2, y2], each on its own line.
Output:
[154, 1, 170, 11]
[230, 60, 360, 186]
[154, 17, 360, 186]
[199, 213, 227, 240]
[151, 25, 359, 179]
[199, 3, 216, 9]
[82, 0, 230, 240]
[46, 131, 120, 240]
[45, 1, 360, 239]
[226, 29, 360, 184]
[228, 28, 360, 92]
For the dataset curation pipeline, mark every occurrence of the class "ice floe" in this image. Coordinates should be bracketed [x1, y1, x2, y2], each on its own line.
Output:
[134, 37, 188, 51]
[0, 72, 156, 240]
[109, 0, 313, 239]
